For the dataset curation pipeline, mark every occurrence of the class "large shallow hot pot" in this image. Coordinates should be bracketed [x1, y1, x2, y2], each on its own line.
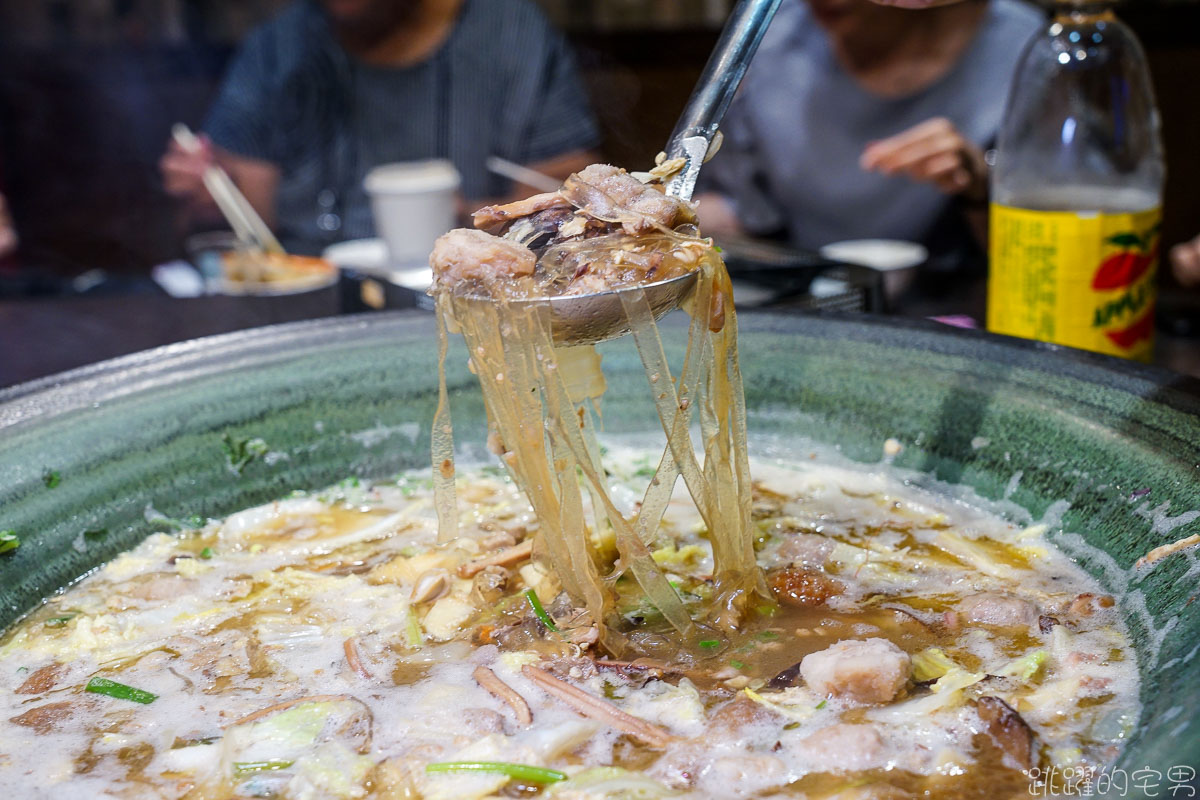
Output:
[1, 311, 1197, 790]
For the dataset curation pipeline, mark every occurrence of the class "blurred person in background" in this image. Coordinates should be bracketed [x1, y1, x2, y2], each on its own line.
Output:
[0, 193, 15, 265]
[696, 0, 1042, 301]
[1171, 236, 1200, 288]
[160, 0, 600, 254]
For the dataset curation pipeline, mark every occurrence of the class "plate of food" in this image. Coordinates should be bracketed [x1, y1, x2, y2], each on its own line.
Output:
[187, 232, 338, 296]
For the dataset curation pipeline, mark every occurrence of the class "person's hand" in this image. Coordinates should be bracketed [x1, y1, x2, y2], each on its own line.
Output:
[1170, 234, 1200, 288]
[0, 192, 17, 259]
[160, 133, 216, 209]
[860, 117, 989, 202]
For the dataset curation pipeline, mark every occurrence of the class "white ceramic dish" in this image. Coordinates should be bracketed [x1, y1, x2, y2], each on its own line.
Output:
[323, 238, 433, 293]
[819, 239, 928, 271]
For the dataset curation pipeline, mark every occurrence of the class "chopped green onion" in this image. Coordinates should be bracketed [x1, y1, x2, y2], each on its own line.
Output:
[43, 469, 61, 488]
[713, 245, 724, 253]
[45, 614, 76, 628]
[730, 659, 746, 670]
[815, 699, 827, 710]
[757, 631, 779, 641]
[199, 547, 214, 560]
[755, 603, 778, 617]
[425, 761, 567, 784]
[698, 639, 720, 649]
[0, 531, 18, 555]
[222, 433, 269, 475]
[783, 721, 800, 730]
[234, 759, 294, 776]
[149, 513, 203, 532]
[525, 590, 560, 633]
[85, 677, 157, 704]
[405, 607, 424, 649]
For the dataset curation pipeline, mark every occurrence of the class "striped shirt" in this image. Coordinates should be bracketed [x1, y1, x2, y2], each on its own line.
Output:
[204, 0, 600, 254]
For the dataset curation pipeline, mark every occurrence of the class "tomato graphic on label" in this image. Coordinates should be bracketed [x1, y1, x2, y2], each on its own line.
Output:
[1104, 304, 1155, 349]
[1091, 231, 1159, 290]
[1090, 222, 1160, 352]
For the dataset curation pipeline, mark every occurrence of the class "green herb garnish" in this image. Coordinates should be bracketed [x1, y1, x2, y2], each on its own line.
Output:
[398, 476, 434, 497]
[425, 762, 567, 784]
[234, 759, 294, 775]
[404, 608, 424, 650]
[0, 531, 18, 555]
[525, 590, 560, 633]
[713, 245, 724, 253]
[45, 614, 76, 627]
[43, 469, 61, 488]
[730, 659, 746, 670]
[149, 512, 205, 532]
[172, 735, 220, 748]
[815, 699, 827, 710]
[85, 677, 158, 704]
[199, 547, 214, 560]
[698, 639, 720, 649]
[222, 433, 269, 475]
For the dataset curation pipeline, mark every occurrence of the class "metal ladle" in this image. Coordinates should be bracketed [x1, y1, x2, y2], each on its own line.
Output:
[475, 0, 784, 346]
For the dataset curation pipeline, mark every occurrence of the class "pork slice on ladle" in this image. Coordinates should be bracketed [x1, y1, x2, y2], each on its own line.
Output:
[562, 164, 696, 235]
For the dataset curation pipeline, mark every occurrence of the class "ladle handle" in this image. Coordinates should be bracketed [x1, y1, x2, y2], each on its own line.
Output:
[664, 0, 784, 201]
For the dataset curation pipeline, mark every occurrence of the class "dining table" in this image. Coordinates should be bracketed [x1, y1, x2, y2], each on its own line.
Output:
[1, 277, 1197, 391]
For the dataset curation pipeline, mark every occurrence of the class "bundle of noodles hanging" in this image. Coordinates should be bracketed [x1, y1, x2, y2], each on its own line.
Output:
[428, 163, 764, 659]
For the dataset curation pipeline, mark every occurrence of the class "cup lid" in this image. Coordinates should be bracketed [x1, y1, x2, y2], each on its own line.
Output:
[364, 160, 462, 194]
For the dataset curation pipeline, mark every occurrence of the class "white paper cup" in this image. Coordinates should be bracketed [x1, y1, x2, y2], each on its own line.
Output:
[819, 239, 928, 305]
[364, 160, 461, 267]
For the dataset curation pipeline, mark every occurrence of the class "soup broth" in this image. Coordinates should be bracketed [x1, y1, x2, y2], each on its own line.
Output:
[0, 456, 1137, 798]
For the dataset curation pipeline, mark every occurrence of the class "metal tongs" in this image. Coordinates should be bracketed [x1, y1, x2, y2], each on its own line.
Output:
[533, 0, 784, 345]
[663, 0, 783, 203]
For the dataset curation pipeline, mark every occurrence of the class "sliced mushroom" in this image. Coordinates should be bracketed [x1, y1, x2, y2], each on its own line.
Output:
[458, 539, 533, 578]
[16, 663, 63, 695]
[471, 565, 509, 605]
[410, 569, 450, 604]
[976, 695, 1034, 769]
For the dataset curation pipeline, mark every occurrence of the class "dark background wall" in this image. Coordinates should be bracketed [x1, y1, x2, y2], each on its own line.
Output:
[0, 0, 1196, 285]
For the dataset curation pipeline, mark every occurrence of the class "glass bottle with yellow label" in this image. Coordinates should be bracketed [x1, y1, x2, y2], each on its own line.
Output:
[988, 0, 1164, 361]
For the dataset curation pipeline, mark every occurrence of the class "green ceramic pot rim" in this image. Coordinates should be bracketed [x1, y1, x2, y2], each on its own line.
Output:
[1, 309, 1198, 774]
